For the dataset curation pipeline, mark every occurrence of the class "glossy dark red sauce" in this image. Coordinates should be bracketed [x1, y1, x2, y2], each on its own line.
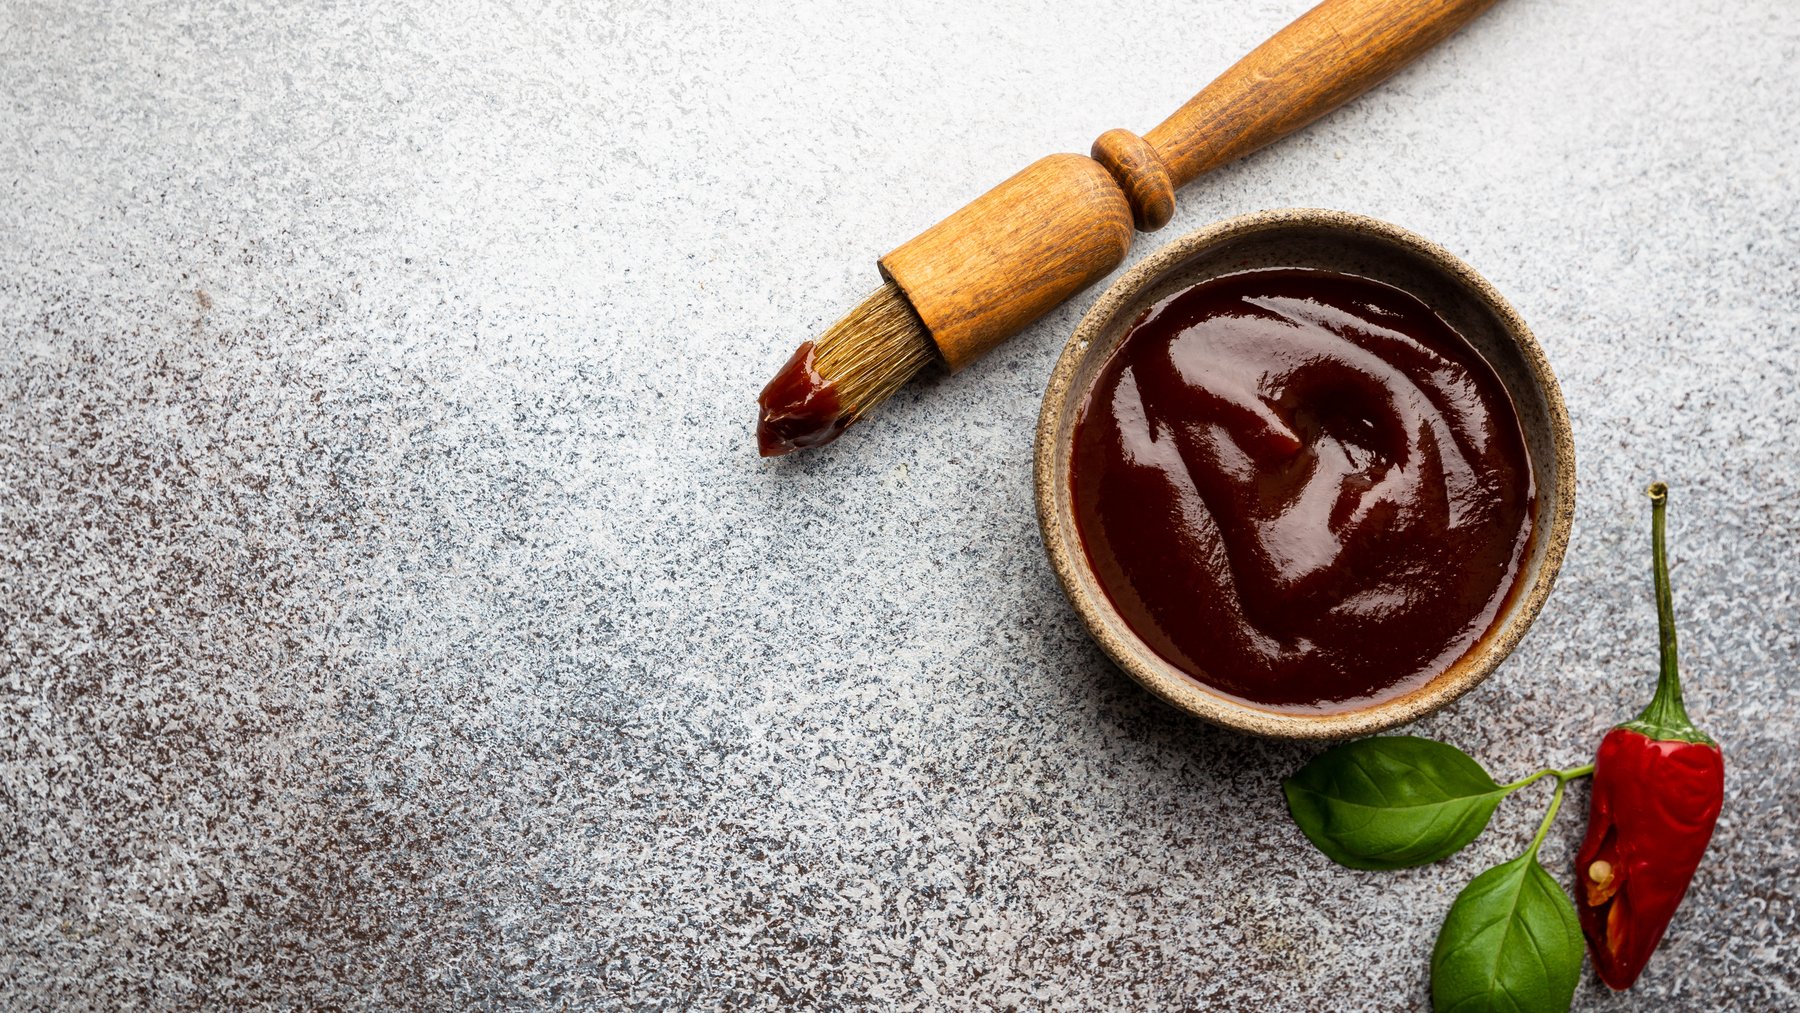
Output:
[1071, 268, 1534, 711]
[757, 342, 849, 457]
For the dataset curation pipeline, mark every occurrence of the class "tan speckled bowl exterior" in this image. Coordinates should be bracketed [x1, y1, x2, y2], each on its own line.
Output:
[1034, 209, 1577, 740]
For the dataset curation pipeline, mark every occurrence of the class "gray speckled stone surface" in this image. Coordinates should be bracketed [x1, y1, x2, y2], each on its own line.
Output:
[2, 1, 1796, 1008]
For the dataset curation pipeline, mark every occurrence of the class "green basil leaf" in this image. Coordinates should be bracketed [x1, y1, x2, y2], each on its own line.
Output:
[1282, 736, 1506, 870]
[1430, 852, 1583, 1013]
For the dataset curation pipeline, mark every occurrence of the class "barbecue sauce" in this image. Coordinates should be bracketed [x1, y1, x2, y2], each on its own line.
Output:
[757, 342, 849, 457]
[1071, 268, 1534, 711]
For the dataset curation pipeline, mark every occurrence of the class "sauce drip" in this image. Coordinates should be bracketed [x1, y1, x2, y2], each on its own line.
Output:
[757, 342, 849, 457]
[1071, 268, 1534, 711]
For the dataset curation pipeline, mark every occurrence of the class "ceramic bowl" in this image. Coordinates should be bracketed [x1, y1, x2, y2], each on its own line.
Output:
[1034, 208, 1576, 739]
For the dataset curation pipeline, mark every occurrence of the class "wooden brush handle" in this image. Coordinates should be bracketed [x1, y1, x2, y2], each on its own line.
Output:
[881, 0, 1500, 371]
[1145, 0, 1500, 190]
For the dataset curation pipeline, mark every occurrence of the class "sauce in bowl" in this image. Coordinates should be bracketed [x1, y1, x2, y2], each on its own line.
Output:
[1070, 268, 1534, 712]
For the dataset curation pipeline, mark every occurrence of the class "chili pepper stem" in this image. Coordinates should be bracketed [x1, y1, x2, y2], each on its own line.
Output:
[1622, 483, 1715, 745]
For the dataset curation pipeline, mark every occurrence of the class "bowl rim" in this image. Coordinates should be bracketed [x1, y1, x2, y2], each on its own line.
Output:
[1032, 207, 1577, 740]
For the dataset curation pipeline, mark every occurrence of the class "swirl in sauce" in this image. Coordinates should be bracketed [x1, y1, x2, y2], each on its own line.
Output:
[1071, 269, 1534, 711]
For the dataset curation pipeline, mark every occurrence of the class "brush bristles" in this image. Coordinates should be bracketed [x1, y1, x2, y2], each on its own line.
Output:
[812, 281, 935, 420]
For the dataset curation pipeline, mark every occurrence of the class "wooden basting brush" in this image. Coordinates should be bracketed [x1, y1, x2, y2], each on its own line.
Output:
[756, 0, 1501, 456]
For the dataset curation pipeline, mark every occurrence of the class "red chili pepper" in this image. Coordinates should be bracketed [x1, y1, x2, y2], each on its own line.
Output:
[1575, 483, 1724, 990]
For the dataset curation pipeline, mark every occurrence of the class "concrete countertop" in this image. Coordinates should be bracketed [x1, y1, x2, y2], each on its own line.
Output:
[3, 0, 1796, 1008]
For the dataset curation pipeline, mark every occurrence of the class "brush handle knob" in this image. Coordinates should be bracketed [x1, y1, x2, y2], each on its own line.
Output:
[1090, 129, 1177, 231]
[1145, 0, 1500, 190]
